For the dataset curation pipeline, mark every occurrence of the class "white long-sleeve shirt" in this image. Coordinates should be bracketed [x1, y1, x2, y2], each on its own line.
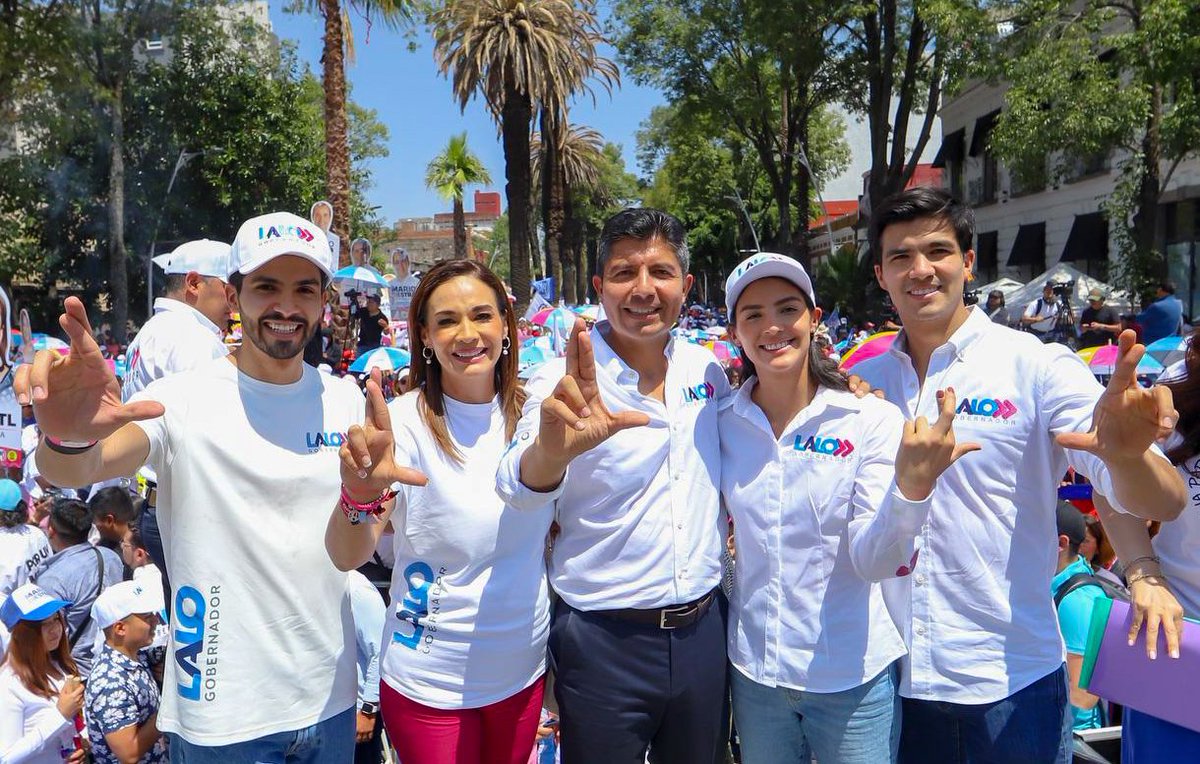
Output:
[347, 571, 384, 708]
[853, 306, 1162, 704]
[720, 382, 927, 693]
[496, 323, 730, 611]
[0, 664, 74, 764]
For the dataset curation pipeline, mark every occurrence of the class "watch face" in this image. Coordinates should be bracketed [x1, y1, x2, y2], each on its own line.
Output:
[360, 702, 378, 715]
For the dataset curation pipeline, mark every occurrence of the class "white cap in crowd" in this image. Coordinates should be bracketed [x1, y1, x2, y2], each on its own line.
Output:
[152, 239, 232, 280]
[92, 580, 165, 630]
[230, 212, 335, 280]
[724, 252, 818, 317]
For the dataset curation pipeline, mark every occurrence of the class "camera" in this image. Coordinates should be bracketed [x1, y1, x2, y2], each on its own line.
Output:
[1050, 280, 1075, 298]
[963, 289, 981, 306]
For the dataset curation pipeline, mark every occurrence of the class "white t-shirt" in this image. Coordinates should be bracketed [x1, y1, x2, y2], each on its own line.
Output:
[0, 524, 51, 597]
[130, 358, 364, 745]
[1154, 362, 1200, 617]
[0, 664, 74, 764]
[380, 393, 552, 709]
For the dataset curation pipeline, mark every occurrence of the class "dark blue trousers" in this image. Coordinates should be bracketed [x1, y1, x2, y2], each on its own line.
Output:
[549, 593, 728, 764]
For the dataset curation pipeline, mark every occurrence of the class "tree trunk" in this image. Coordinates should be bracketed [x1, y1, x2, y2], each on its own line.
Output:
[1133, 81, 1164, 262]
[321, 0, 351, 265]
[540, 109, 565, 302]
[107, 83, 128, 344]
[566, 193, 587, 303]
[502, 81, 533, 313]
[559, 186, 577, 304]
[452, 196, 467, 259]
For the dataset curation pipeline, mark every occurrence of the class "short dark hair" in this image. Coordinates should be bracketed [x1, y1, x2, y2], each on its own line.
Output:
[88, 486, 138, 523]
[49, 497, 91, 545]
[597, 208, 690, 275]
[0, 500, 28, 528]
[1160, 281, 1177, 295]
[127, 524, 147, 552]
[869, 186, 974, 264]
[161, 273, 188, 296]
[227, 269, 328, 294]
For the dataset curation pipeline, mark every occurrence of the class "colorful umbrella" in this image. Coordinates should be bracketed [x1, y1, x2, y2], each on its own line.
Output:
[544, 307, 578, 356]
[349, 346, 411, 373]
[1075, 345, 1106, 364]
[839, 331, 898, 370]
[572, 304, 600, 322]
[332, 265, 388, 292]
[33, 334, 69, 354]
[1144, 336, 1189, 367]
[529, 307, 554, 325]
[711, 340, 739, 363]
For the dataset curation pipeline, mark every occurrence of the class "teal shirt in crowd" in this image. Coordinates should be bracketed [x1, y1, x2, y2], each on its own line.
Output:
[1051, 555, 1106, 730]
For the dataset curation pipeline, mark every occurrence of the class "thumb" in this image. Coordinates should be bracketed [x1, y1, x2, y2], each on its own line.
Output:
[378, 459, 428, 488]
[1055, 431, 1097, 452]
[950, 441, 982, 463]
[116, 400, 166, 424]
[609, 410, 651, 433]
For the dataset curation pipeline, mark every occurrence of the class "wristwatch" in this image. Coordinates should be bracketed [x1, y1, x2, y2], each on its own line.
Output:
[360, 701, 379, 716]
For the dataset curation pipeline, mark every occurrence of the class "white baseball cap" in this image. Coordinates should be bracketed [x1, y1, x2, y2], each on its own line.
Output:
[1, 583, 70, 628]
[152, 239, 231, 279]
[91, 580, 165, 630]
[229, 212, 334, 280]
[724, 252, 818, 317]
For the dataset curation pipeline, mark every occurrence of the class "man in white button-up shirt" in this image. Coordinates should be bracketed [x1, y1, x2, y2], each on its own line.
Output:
[855, 187, 1186, 764]
[497, 209, 730, 764]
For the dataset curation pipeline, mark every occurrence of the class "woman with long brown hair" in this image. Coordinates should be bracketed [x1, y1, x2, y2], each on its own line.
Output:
[327, 260, 553, 764]
[1122, 330, 1200, 762]
[0, 583, 85, 763]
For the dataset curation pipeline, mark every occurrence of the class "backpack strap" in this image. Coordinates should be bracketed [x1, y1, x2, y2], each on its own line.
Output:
[1054, 571, 1103, 609]
[68, 546, 105, 649]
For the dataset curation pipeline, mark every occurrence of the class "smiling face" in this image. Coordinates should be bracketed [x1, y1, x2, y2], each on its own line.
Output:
[420, 275, 506, 401]
[729, 277, 821, 380]
[40, 613, 64, 652]
[230, 255, 324, 361]
[311, 202, 332, 232]
[593, 236, 692, 348]
[874, 215, 974, 332]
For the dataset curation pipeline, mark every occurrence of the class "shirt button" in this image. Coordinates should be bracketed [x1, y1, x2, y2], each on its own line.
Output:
[673, 473, 681, 481]
[915, 625, 927, 637]
[676, 523, 683, 529]
[915, 574, 926, 586]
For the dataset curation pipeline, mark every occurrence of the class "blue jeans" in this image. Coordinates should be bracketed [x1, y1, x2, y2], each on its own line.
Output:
[730, 662, 900, 764]
[1122, 708, 1200, 763]
[168, 706, 355, 764]
[898, 664, 1072, 764]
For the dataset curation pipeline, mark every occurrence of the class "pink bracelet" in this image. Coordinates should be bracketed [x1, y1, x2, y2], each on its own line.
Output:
[339, 485, 397, 526]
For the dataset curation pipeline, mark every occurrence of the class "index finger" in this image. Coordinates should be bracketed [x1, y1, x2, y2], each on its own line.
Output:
[933, 387, 958, 435]
[365, 370, 393, 433]
[59, 297, 103, 358]
[573, 321, 596, 385]
[564, 318, 587, 377]
[1106, 329, 1143, 392]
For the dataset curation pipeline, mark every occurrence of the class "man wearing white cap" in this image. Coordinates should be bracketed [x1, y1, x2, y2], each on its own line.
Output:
[17, 211, 426, 762]
[85, 580, 167, 764]
[124, 239, 233, 611]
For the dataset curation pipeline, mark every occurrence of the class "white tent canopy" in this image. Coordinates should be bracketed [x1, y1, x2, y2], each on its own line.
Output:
[975, 277, 1024, 300]
[1005, 264, 1131, 318]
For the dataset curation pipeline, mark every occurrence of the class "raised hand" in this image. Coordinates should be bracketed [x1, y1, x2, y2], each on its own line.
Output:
[13, 297, 163, 443]
[536, 319, 650, 464]
[894, 387, 981, 501]
[1056, 330, 1178, 461]
[339, 368, 427, 501]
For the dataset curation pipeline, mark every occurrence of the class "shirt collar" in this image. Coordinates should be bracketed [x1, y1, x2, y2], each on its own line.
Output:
[591, 320, 676, 384]
[731, 377, 864, 433]
[153, 297, 222, 338]
[889, 305, 991, 364]
[98, 641, 143, 671]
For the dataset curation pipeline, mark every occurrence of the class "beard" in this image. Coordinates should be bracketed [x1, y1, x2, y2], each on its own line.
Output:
[241, 313, 317, 360]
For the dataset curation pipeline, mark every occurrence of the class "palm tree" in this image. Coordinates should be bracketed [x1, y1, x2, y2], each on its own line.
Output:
[425, 133, 493, 260]
[533, 123, 605, 303]
[312, 0, 412, 265]
[432, 0, 615, 311]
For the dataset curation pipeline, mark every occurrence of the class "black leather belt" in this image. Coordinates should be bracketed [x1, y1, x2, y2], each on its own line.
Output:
[597, 589, 717, 630]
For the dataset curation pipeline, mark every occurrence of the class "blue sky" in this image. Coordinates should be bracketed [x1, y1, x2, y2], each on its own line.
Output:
[266, 1, 665, 223]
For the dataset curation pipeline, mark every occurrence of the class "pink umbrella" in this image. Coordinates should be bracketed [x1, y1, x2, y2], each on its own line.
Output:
[530, 307, 554, 325]
[711, 340, 739, 363]
[1087, 344, 1121, 376]
[839, 331, 898, 370]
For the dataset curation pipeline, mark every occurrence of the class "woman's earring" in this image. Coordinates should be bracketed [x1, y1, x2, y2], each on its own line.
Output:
[501, 337, 511, 356]
[422, 346, 433, 361]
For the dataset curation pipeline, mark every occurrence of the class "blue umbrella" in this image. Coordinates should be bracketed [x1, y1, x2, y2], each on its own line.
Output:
[349, 346, 411, 373]
[519, 345, 554, 366]
[332, 265, 389, 292]
[545, 307, 577, 356]
[1144, 336, 1188, 367]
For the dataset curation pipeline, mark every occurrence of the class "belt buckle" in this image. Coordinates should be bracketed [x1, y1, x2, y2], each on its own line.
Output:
[659, 603, 692, 630]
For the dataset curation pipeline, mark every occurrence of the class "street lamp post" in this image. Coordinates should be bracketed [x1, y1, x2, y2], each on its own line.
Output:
[794, 144, 837, 260]
[724, 190, 761, 253]
[146, 148, 218, 318]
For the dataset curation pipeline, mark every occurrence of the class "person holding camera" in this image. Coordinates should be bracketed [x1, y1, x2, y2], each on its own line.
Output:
[1020, 282, 1061, 340]
[1079, 289, 1121, 348]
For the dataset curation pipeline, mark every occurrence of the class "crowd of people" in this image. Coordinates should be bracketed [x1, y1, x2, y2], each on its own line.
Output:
[0, 188, 1195, 764]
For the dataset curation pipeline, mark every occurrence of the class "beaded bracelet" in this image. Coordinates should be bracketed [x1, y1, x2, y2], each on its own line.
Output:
[339, 485, 397, 526]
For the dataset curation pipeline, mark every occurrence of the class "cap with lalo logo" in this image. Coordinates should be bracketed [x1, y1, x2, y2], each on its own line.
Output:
[0, 583, 70, 628]
[152, 239, 231, 279]
[91, 580, 165, 630]
[229, 212, 334, 280]
[724, 252, 818, 317]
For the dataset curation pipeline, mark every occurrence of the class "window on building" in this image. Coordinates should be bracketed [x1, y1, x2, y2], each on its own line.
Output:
[975, 231, 999, 284]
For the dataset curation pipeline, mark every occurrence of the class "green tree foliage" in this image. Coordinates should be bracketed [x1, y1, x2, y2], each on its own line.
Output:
[0, 8, 388, 327]
[426, 133, 493, 259]
[987, 0, 1200, 300]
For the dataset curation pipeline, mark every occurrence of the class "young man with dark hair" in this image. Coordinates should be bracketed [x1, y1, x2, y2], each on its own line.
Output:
[1051, 502, 1106, 732]
[19, 211, 425, 761]
[33, 497, 123, 675]
[88, 486, 138, 553]
[498, 208, 731, 764]
[855, 186, 1186, 763]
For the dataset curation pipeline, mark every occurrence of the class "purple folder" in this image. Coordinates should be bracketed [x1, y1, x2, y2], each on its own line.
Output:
[1082, 597, 1200, 732]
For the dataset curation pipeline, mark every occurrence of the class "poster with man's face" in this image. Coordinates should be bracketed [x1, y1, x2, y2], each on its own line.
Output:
[390, 248, 411, 280]
[310, 200, 333, 233]
[388, 248, 418, 322]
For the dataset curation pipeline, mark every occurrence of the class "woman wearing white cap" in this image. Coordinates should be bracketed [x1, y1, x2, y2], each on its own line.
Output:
[0, 583, 84, 763]
[326, 259, 553, 764]
[719, 254, 977, 764]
